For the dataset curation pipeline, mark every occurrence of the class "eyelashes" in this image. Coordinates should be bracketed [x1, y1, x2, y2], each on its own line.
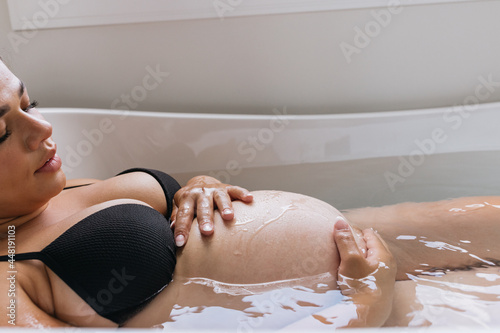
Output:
[23, 100, 38, 112]
[0, 129, 11, 144]
[0, 100, 39, 145]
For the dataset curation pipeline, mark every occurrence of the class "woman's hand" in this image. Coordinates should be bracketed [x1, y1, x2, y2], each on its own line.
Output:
[171, 175, 253, 247]
[333, 218, 397, 327]
[281, 218, 396, 330]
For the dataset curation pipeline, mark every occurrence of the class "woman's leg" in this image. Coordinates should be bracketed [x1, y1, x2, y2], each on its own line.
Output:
[342, 196, 500, 280]
[385, 266, 500, 327]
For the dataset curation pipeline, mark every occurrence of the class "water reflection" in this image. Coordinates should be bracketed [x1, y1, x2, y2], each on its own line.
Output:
[163, 265, 500, 329]
[163, 190, 500, 329]
[393, 267, 500, 328]
[164, 279, 343, 330]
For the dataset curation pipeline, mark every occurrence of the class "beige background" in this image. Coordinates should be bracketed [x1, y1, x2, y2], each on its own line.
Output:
[1, 0, 500, 115]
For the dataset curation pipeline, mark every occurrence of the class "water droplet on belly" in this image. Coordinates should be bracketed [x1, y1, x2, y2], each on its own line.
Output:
[397, 235, 417, 240]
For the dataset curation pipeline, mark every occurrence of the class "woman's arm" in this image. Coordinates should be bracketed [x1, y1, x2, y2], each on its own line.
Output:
[1, 284, 75, 328]
[283, 219, 396, 329]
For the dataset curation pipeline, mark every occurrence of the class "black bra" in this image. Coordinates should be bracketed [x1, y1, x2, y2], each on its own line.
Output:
[0, 168, 180, 325]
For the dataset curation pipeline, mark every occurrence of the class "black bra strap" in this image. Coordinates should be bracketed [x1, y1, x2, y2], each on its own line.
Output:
[63, 183, 93, 190]
[0, 252, 41, 262]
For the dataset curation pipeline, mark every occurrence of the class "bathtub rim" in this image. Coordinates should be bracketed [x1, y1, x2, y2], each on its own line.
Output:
[39, 100, 500, 121]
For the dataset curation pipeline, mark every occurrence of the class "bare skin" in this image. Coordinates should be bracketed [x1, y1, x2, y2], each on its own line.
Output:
[2, 60, 499, 328]
[0, 61, 252, 327]
[343, 199, 500, 327]
[2, 60, 387, 328]
[4, 179, 499, 328]
[0, 171, 247, 327]
[122, 191, 396, 329]
[0, 185, 394, 328]
[343, 198, 500, 280]
[124, 195, 500, 329]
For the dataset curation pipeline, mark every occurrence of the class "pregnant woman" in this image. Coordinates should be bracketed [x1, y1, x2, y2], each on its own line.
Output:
[1, 59, 498, 329]
[0, 58, 393, 328]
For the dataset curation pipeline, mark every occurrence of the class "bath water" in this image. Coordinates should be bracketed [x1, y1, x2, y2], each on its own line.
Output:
[163, 151, 500, 329]
[162, 259, 500, 329]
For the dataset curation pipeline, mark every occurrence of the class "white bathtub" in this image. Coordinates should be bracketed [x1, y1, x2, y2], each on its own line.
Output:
[42, 102, 500, 210]
[33, 103, 500, 332]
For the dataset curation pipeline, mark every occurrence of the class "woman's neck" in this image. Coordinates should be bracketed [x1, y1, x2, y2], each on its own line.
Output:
[0, 203, 49, 237]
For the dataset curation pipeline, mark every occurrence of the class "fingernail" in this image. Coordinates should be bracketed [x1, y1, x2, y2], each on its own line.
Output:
[202, 223, 213, 232]
[335, 216, 349, 230]
[175, 235, 185, 247]
[223, 208, 232, 215]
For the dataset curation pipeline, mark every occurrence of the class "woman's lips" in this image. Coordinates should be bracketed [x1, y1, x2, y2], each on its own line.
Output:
[35, 154, 62, 173]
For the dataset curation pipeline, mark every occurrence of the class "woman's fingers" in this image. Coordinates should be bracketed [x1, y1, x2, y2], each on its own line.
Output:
[227, 186, 254, 203]
[171, 178, 253, 247]
[334, 218, 371, 278]
[173, 197, 195, 247]
[170, 205, 178, 225]
[214, 187, 254, 220]
[197, 194, 215, 235]
[213, 189, 235, 220]
[363, 229, 394, 268]
[334, 218, 361, 258]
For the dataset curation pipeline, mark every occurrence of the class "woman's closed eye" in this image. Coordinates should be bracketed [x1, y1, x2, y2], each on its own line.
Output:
[0, 128, 11, 144]
[23, 100, 38, 112]
[0, 101, 40, 144]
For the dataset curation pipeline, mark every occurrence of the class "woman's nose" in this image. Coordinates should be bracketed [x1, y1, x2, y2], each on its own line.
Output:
[23, 114, 53, 151]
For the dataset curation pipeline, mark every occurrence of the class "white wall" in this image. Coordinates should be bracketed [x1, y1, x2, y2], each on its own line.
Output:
[1, 0, 500, 115]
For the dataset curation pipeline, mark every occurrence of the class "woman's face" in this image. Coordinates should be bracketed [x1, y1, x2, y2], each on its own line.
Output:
[0, 61, 66, 218]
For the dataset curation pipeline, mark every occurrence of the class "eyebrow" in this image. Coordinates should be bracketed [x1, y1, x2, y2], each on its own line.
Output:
[0, 80, 24, 119]
[0, 105, 9, 118]
[18, 80, 25, 98]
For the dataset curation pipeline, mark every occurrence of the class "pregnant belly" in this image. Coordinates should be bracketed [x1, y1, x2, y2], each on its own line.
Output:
[175, 190, 342, 284]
